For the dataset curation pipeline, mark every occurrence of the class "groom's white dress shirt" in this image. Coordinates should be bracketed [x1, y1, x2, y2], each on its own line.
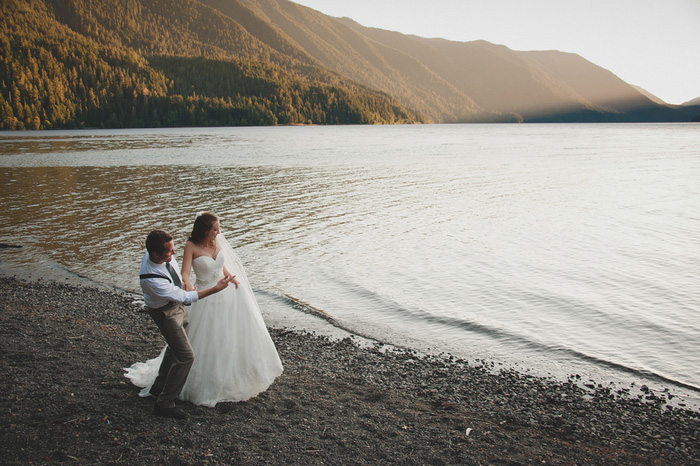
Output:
[140, 251, 199, 308]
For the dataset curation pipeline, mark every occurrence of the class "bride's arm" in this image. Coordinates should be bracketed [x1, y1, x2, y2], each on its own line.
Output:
[181, 241, 196, 291]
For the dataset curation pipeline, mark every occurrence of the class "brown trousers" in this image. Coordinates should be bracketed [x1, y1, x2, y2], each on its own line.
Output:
[146, 302, 194, 409]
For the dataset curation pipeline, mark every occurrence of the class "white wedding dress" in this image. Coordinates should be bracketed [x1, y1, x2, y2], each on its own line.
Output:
[125, 234, 283, 407]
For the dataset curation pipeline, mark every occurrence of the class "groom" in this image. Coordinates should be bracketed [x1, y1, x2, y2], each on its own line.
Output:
[140, 229, 232, 419]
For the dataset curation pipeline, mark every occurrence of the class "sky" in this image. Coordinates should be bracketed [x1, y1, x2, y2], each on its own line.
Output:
[291, 0, 700, 105]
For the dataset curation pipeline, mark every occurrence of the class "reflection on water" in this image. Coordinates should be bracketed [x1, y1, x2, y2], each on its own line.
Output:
[0, 131, 230, 155]
[3, 165, 278, 288]
[1, 125, 700, 406]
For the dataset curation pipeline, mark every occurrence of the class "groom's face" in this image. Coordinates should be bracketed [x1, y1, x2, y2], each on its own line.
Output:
[152, 240, 175, 264]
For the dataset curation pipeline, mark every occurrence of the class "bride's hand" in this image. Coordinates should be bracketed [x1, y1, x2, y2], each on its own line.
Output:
[226, 274, 240, 289]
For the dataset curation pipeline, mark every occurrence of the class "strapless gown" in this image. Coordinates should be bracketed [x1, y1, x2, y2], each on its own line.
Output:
[125, 236, 283, 407]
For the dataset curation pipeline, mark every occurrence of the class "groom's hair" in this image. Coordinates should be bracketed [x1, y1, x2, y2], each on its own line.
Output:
[146, 230, 173, 254]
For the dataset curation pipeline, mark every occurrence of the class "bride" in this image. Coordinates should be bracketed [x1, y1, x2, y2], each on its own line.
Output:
[125, 212, 283, 407]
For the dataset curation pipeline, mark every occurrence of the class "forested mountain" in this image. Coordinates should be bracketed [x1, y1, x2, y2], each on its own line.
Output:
[333, 20, 694, 122]
[232, 0, 696, 122]
[1, 0, 423, 130]
[1, 0, 698, 130]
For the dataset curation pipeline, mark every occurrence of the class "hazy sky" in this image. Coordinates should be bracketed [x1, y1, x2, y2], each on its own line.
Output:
[291, 0, 700, 105]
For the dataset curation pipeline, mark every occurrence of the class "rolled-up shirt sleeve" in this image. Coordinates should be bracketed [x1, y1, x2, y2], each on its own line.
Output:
[141, 277, 199, 308]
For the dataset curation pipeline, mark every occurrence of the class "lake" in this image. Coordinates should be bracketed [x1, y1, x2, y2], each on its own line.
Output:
[1, 123, 699, 406]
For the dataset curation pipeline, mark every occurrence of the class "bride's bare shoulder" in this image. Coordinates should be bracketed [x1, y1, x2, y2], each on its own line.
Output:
[184, 240, 202, 253]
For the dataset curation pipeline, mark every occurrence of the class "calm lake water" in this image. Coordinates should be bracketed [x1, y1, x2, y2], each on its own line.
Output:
[1, 124, 699, 405]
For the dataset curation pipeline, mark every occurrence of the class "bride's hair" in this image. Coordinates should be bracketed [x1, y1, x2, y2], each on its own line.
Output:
[188, 212, 218, 246]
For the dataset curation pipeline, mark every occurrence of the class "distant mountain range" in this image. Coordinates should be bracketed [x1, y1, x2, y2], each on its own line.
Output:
[229, 0, 699, 123]
[2, 0, 698, 129]
[682, 96, 700, 107]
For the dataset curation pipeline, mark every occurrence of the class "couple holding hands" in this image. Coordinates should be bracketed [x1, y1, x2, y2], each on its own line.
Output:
[125, 212, 283, 419]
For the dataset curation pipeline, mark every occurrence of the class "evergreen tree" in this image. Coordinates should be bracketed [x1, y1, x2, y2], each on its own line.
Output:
[1, 0, 424, 130]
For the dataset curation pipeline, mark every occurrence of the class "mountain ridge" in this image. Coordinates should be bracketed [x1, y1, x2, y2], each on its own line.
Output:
[2, 0, 698, 129]
[1, 0, 424, 129]
[331, 15, 693, 122]
[236, 0, 699, 122]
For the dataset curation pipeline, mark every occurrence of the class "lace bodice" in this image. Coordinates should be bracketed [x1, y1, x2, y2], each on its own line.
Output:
[192, 252, 225, 288]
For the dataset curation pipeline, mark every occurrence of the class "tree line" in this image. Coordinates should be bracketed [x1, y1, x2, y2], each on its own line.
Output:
[1, 0, 424, 130]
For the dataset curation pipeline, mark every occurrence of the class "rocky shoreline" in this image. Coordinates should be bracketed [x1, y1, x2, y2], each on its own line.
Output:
[1, 275, 699, 465]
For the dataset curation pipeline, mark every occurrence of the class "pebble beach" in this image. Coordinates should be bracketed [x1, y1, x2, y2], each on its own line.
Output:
[1, 268, 699, 465]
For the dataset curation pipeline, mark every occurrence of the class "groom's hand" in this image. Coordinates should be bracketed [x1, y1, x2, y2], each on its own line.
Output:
[214, 276, 232, 291]
[196, 277, 231, 300]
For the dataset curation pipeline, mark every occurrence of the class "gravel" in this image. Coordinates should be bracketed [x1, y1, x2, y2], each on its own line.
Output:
[1, 276, 699, 465]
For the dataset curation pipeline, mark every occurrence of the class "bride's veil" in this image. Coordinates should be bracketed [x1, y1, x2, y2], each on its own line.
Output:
[216, 232, 259, 307]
